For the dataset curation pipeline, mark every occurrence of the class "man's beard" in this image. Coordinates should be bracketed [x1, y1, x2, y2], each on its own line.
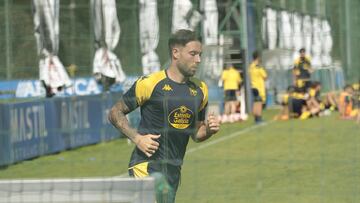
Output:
[178, 62, 196, 77]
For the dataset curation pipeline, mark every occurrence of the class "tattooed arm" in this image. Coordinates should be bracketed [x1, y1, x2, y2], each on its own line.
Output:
[108, 100, 160, 157]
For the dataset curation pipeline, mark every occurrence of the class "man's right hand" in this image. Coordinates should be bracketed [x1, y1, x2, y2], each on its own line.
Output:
[134, 134, 160, 157]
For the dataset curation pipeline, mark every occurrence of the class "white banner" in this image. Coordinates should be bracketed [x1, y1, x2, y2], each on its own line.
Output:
[262, 8, 334, 69]
[91, 0, 125, 82]
[321, 19, 333, 66]
[201, 0, 218, 45]
[91, 0, 120, 50]
[312, 18, 322, 68]
[293, 13, 303, 52]
[303, 15, 313, 55]
[172, 0, 202, 33]
[279, 11, 292, 49]
[265, 8, 277, 50]
[198, 0, 221, 83]
[33, 0, 72, 92]
[39, 55, 72, 91]
[139, 0, 160, 75]
[93, 48, 125, 83]
[33, 0, 59, 55]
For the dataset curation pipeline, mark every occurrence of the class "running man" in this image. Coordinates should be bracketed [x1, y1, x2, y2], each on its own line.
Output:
[108, 29, 221, 202]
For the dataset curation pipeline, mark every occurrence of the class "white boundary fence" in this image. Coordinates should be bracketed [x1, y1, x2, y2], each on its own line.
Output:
[0, 177, 155, 203]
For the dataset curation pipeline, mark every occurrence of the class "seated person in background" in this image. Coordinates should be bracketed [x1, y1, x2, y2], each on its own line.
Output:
[338, 85, 356, 119]
[306, 81, 322, 117]
[352, 81, 360, 123]
[274, 85, 295, 121]
[322, 91, 338, 112]
[289, 87, 309, 119]
[307, 81, 338, 116]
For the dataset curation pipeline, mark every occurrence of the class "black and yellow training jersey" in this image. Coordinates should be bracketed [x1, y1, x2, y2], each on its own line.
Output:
[293, 56, 311, 80]
[249, 61, 267, 102]
[123, 70, 208, 167]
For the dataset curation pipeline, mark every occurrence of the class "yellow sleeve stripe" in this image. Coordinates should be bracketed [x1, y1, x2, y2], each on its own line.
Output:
[200, 81, 209, 111]
[189, 78, 209, 111]
[135, 70, 166, 106]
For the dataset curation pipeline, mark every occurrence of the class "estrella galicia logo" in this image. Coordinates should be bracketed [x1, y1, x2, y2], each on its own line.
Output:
[168, 106, 194, 129]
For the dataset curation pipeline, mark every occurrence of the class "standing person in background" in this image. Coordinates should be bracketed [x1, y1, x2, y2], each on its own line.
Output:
[249, 51, 268, 124]
[220, 64, 242, 123]
[293, 48, 313, 92]
[108, 29, 220, 203]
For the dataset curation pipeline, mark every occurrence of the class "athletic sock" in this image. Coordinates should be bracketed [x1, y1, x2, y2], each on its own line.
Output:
[255, 116, 262, 123]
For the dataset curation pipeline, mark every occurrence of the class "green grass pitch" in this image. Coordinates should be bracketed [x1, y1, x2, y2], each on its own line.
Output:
[0, 109, 359, 203]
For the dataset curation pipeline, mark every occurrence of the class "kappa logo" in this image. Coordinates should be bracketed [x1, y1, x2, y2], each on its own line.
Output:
[189, 88, 197, 96]
[162, 84, 173, 91]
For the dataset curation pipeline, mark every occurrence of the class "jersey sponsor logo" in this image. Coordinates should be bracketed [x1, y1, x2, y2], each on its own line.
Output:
[168, 105, 194, 129]
[189, 88, 197, 96]
[162, 84, 173, 91]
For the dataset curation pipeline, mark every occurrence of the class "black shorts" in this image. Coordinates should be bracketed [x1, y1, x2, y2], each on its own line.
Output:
[304, 80, 311, 90]
[289, 98, 306, 117]
[252, 88, 263, 102]
[224, 90, 237, 101]
[129, 161, 181, 202]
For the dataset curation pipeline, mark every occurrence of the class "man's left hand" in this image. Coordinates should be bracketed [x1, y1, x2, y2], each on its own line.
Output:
[206, 112, 221, 136]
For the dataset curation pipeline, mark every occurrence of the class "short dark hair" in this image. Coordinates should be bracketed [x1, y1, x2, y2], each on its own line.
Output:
[168, 29, 199, 56]
[252, 51, 260, 60]
[299, 48, 306, 53]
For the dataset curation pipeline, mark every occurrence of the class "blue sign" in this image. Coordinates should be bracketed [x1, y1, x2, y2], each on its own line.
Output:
[0, 92, 140, 166]
[0, 76, 139, 99]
